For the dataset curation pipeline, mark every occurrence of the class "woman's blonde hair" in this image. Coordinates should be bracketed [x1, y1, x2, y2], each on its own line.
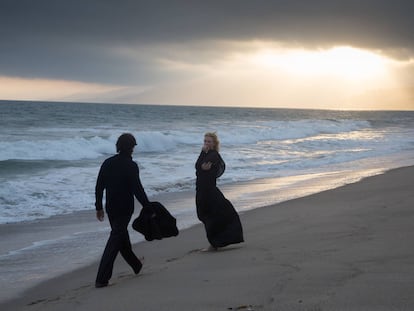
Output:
[204, 132, 220, 151]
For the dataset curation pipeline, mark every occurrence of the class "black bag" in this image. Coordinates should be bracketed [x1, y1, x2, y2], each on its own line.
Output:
[132, 201, 179, 241]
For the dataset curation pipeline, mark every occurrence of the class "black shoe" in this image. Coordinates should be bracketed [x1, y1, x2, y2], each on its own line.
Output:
[133, 261, 143, 275]
[95, 281, 108, 288]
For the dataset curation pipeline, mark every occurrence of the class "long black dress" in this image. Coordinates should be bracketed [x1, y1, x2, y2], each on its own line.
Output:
[195, 150, 244, 248]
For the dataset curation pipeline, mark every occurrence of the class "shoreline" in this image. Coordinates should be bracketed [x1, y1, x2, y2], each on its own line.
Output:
[2, 165, 414, 310]
[0, 163, 392, 302]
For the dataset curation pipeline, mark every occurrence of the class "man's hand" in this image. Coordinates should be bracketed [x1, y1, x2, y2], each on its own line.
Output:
[96, 209, 105, 221]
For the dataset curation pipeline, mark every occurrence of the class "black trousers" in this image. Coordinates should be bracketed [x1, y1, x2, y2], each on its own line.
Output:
[96, 214, 142, 284]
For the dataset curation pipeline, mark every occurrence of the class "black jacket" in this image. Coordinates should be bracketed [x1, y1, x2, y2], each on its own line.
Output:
[95, 153, 149, 217]
[195, 150, 225, 192]
[132, 201, 179, 241]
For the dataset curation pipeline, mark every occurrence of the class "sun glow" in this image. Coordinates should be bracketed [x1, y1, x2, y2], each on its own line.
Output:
[1, 42, 412, 110]
[138, 42, 412, 110]
[0, 76, 126, 102]
[252, 46, 389, 81]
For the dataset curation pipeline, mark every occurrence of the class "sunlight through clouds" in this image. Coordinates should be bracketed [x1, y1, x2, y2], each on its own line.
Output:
[1, 41, 413, 110]
[130, 42, 413, 110]
[251, 46, 390, 81]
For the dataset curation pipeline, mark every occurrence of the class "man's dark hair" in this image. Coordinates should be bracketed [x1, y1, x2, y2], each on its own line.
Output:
[116, 133, 137, 154]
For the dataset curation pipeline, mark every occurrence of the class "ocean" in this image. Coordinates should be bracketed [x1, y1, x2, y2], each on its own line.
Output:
[1, 100, 414, 301]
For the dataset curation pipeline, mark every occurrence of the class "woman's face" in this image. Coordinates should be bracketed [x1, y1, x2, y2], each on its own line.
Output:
[204, 136, 215, 151]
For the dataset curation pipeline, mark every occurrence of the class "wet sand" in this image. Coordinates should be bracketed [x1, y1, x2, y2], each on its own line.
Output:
[2, 166, 414, 310]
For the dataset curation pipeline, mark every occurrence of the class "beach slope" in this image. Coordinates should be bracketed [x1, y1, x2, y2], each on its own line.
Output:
[3, 166, 414, 311]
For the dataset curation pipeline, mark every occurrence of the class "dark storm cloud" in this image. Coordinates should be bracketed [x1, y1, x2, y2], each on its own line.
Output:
[1, 0, 413, 83]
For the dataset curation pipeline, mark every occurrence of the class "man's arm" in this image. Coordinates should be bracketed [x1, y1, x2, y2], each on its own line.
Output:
[132, 163, 150, 207]
[95, 164, 105, 221]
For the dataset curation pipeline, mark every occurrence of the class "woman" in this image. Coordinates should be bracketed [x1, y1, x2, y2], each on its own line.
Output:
[195, 132, 244, 251]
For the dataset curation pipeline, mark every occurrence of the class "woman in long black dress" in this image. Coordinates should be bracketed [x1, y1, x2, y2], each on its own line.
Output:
[195, 132, 244, 251]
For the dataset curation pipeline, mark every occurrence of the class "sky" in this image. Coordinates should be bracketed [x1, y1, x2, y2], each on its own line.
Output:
[1, 0, 413, 110]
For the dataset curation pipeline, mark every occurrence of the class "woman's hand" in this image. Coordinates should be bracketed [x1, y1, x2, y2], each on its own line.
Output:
[201, 162, 212, 170]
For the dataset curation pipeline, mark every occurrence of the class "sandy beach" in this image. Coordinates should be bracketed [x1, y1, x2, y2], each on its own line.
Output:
[2, 166, 414, 311]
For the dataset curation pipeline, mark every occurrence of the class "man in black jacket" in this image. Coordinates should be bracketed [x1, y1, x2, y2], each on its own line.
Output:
[95, 133, 150, 288]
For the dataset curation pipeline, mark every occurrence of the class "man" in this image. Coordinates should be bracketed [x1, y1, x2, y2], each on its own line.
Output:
[95, 133, 150, 288]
